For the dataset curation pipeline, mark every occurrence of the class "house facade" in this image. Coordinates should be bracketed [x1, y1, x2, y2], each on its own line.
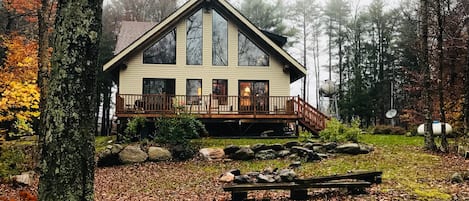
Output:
[104, 0, 327, 136]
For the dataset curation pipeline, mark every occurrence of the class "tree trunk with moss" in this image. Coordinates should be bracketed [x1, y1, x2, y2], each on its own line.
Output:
[421, 0, 436, 151]
[38, 0, 102, 200]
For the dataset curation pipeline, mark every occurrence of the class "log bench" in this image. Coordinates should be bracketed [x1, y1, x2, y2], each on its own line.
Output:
[223, 171, 382, 201]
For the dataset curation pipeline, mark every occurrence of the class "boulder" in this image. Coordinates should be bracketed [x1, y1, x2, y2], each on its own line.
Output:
[250, 143, 268, 152]
[317, 153, 329, 159]
[279, 169, 296, 182]
[289, 161, 302, 169]
[224, 145, 241, 156]
[97, 149, 121, 167]
[219, 172, 235, 183]
[110, 144, 124, 154]
[291, 146, 320, 162]
[323, 142, 338, 150]
[234, 175, 251, 184]
[199, 148, 225, 161]
[255, 149, 277, 160]
[335, 143, 372, 155]
[148, 147, 172, 161]
[12, 171, 34, 186]
[119, 145, 148, 164]
[451, 172, 464, 183]
[230, 146, 255, 160]
[277, 150, 291, 158]
[228, 169, 241, 176]
[284, 141, 301, 148]
[257, 174, 276, 183]
[312, 146, 326, 153]
[303, 143, 314, 150]
[266, 143, 284, 151]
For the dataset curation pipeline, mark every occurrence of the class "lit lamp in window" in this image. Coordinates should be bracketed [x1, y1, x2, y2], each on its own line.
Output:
[243, 87, 251, 96]
[241, 87, 251, 106]
[197, 87, 202, 104]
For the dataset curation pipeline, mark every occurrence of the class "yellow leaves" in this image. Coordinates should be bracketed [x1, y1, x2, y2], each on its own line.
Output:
[0, 81, 40, 123]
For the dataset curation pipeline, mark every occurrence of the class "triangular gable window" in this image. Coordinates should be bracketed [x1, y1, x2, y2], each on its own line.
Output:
[238, 32, 269, 66]
[143, 29, 176, 64]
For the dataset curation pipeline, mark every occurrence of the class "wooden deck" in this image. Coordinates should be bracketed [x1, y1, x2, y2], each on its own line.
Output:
[116, 94, 328, 134]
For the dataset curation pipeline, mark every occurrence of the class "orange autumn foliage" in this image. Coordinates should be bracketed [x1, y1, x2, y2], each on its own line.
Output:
[0, 35, 40, 126]
[0, 190, 37, 201]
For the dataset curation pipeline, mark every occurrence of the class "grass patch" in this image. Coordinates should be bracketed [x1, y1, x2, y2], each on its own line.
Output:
[95, 135, 116, 153]
[194, 134, 452, 200]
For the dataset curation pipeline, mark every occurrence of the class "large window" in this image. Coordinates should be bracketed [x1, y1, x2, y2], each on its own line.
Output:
[238, 32, 269, 66]
[143, 78, 175, 95]
[143, 30, 176, 64]
[212, 11, 228, 66]
[239, 80, 269, 112]
[186, 79, 202, 104]
[212, 79, 227, 105]
[186, 10, 203, 65]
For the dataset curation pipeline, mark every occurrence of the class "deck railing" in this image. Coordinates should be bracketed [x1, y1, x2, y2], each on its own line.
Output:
[116, 94, 297, 115]
[116, 94, 329, 132]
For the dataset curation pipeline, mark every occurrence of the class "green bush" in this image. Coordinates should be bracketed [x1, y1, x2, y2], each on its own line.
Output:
[319, 118, 361, 142]
[299, 130, 313, 142]
[0, 146, 26, 179]
[154, 114, 207, 160]
[7, 119, 34, 140]
[373, 125, 406, 135]
[122, 116, 147, 142]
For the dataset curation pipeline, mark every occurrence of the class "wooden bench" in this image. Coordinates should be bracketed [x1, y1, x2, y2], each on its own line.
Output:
[223, 171, 382, 201]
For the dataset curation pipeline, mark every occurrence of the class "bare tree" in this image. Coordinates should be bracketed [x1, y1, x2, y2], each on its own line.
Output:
[421, 0, 437, 151]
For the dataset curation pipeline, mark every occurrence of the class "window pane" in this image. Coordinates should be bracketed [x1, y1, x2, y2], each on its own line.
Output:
[187, 10, 203, 65]
[186, 79, 202, 104]
[212, 11, 228, 66]
[212, 79, 227, 105]
[238, 32, 269, 66]
[143, 79, 175, 95]
[143, 30, 176, 64]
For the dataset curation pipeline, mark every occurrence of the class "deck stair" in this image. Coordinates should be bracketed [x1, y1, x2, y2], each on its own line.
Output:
[293, 97, 329, 134]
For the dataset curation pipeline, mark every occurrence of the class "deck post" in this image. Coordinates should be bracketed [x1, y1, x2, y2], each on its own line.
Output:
[231, 191, 247, 201]
[290, 188, 308, 200]
[208, 94, 212, 116]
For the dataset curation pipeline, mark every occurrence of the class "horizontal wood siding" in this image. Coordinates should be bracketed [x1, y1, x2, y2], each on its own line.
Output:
[119, 10, 290, 97]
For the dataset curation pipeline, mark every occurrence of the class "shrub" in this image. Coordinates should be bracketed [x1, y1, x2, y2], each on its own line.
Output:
[154, 114, 207, 160]
[0, 146, 26, 179]
[7, 119, 34, 140]
[298, 130, 313, 142]
[319, 118, 361, 143]
[373, 125, 406, 135]
[122, 116, 147, 142]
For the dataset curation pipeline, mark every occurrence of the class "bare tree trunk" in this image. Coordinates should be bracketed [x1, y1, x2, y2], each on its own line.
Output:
[465, 18, 469, 136]
[38, 0, 102, 200]
[421, 0, 437, 151]
[437, 0, 448, 152]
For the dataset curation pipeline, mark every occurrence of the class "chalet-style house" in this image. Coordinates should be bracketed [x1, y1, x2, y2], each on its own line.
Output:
[103, 0, 328, 136]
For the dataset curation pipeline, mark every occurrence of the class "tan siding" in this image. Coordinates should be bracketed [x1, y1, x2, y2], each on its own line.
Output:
[119, 10, 291, 97]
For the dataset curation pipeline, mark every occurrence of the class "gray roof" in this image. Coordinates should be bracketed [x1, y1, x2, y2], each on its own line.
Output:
[114, 21, 156, 54]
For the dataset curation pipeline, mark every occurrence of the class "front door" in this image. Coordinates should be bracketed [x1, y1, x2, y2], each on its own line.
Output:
[239, 81, 269, 113]
[142, 78, 175, 111]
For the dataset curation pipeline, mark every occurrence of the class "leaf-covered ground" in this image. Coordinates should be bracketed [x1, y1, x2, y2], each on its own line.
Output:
[1, 135, 469, 200]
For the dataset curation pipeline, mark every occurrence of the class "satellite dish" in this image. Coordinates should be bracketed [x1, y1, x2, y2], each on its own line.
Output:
[385, 109, 397, 119]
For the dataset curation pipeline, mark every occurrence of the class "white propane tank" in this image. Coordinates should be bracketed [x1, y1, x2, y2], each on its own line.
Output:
[417, 121, 453, 135]
[319, 80, 338, 98]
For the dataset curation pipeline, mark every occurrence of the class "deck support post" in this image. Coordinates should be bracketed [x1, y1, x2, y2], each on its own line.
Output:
[231, 191, 247, 201]
[290, 189, 308, 200]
